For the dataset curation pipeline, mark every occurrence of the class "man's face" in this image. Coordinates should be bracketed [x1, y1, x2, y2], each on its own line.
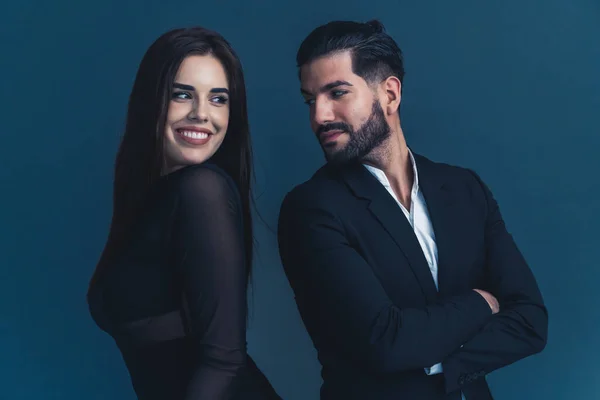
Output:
[300, 51, 390, 164]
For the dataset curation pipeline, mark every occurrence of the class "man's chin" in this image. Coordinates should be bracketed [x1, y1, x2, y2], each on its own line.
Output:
[324, 149, 355, 166]
[322, 146, 337, 159]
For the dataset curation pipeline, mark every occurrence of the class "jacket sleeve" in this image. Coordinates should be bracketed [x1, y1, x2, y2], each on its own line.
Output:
[441, 170, 548, 394]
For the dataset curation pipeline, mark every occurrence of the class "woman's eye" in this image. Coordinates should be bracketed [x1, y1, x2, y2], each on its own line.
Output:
[172, 91, 192, 100]
[212, 96, 229, 104]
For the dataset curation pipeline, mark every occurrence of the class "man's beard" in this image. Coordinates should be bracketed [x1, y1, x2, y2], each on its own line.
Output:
[317, 100, 391, 166]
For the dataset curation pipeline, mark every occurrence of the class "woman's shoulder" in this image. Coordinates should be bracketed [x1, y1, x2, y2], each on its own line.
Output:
[171, 162, 232, 181]
[164, 162, 240, 203]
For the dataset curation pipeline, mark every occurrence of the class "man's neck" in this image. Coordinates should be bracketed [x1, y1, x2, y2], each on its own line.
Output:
[363, 128, 414, 209]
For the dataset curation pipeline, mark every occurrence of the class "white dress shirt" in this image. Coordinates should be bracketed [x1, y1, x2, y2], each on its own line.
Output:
[363, 149, 466, 399]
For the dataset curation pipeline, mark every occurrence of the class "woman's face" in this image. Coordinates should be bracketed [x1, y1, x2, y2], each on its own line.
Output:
[163, 54, 230, 173]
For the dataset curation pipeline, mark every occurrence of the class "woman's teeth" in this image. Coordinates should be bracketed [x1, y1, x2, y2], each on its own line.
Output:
[180, 131, 208, 139]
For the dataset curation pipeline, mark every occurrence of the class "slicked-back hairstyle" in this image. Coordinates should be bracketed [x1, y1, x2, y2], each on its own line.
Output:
[296, 19, 405, 93]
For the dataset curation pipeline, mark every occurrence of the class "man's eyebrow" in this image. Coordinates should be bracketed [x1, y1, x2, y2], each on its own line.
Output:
[301, 80, 353, 96]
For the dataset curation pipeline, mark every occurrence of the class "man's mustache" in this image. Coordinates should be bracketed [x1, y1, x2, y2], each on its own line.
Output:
[316, 122, 351, 136]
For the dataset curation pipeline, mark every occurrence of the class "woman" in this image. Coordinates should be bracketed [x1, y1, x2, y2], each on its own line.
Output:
[87, 27, 281, 399]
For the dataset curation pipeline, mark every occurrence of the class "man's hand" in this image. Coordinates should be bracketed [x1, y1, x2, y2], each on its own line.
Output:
[473, 289, 500, 314]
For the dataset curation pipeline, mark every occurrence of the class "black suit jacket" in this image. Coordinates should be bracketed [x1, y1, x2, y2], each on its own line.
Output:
[277, 153, 548, 400]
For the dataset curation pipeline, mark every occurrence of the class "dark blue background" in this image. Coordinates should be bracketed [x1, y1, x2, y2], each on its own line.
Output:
[1, 1, 598, 398]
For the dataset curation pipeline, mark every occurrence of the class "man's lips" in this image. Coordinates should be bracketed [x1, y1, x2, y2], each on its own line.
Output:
[319, 130, 345, 144]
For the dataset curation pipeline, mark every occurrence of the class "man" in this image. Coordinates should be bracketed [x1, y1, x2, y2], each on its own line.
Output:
[277, 20, 548, 400]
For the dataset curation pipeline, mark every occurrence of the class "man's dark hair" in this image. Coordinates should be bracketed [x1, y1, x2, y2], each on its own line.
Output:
[296, 19, 405, 91]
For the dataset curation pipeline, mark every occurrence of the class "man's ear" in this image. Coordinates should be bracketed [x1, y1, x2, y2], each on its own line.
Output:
[382, 76, 401, 115]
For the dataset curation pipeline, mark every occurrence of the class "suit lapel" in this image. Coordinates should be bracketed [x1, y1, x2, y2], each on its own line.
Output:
[414, 154, 458, 297]
[338, 162, 439, 304]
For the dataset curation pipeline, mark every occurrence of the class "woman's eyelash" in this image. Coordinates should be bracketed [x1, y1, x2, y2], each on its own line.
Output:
[172, 91, 192, 99]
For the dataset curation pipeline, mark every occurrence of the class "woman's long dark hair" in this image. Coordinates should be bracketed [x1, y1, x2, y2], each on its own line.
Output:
[88, 27, 254, 296]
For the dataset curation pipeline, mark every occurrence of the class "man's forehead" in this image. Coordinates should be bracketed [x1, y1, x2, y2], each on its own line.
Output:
[300, 52, 357, 89]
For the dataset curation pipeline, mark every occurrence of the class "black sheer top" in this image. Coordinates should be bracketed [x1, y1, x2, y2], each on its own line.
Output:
[88, 163, 280, 400]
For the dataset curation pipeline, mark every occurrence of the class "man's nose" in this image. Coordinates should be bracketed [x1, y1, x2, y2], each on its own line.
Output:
[313, 99, 335, 126]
